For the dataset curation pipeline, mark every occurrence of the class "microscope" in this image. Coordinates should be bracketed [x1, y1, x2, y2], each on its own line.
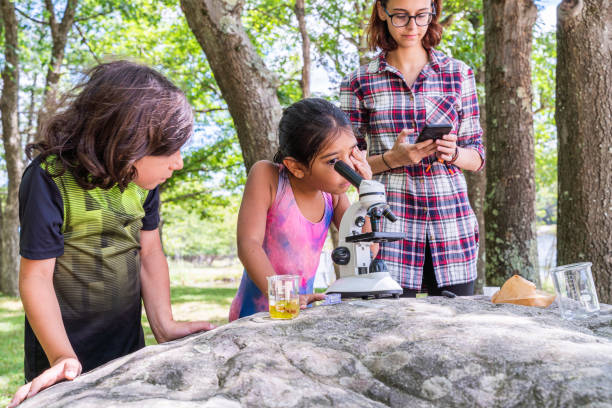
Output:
[325, 161, 404, 299]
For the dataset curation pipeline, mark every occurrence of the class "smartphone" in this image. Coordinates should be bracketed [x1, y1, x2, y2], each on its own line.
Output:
[415, 123, 453, 143]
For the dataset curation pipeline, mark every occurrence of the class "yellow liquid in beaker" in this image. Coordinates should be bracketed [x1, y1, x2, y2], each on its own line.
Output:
[269, 300, 300, 319]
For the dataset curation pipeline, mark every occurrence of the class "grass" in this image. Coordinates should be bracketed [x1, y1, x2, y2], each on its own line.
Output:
[0, 261, 242, 406]
[0, 295, 24, 407]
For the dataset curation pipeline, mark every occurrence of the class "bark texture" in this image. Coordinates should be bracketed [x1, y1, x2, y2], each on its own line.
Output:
[464, 19, 486, 292]
[465, 103, 486, 292]
[556, 0, 612, 303]
[37, 0, 79, 133]
[180, 0, 281, 171]
[294, 0, 311, 98]
[355, 0, 371, 66]
[483, 0, 539, 287]
[0, 0, 22, 296]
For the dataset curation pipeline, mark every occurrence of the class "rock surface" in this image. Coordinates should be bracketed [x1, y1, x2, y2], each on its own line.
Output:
[21, 297, 612, 408]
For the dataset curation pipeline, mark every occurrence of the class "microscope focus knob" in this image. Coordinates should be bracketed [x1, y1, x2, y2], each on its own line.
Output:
[331, 247, 351, 265]
[355, 216, 366, 227]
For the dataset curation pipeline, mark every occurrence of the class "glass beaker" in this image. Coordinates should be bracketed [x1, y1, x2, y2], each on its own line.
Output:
[267, 275, 300, 319]
[551, 262, 600, 320]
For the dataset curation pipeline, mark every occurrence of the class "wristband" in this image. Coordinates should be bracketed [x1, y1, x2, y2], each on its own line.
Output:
[381, 151, 392, 170]
[448, 147, 459, 164]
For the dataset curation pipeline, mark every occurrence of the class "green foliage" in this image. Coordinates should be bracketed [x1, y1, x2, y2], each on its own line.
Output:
[66, 0, 245, 232]
[162, 137, 245, 209]
[3, 0, 560, 258]
[308, 0, 374, 81]
[244, 0, 303, 103]
[438, 10, 484, 73]
[4, 0, 246, 260]
[438, 0, 484, 102]
[161, 195, 240, 260]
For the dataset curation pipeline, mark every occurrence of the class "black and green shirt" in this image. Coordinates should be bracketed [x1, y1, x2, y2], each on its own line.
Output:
[19, 156, 159, 381]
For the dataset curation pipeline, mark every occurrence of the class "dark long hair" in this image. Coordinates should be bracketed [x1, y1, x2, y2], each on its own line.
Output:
[273, 98, 352, 166]
[367, 0, 443, 52]
[28, 60, 193, 190]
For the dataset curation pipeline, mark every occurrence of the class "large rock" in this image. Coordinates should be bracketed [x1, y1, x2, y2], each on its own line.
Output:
[21, 297, 612, 407]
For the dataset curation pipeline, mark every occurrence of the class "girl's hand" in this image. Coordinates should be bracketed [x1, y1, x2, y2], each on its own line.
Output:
[350, 147, 372, 180]
[9, 357, 82, 408]
[435, 133, 458, 162]
[388, 129, 438, 166]
[299, 293, 326, 309]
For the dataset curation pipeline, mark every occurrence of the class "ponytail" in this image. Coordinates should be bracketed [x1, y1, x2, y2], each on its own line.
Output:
[277, 98, 351, 166]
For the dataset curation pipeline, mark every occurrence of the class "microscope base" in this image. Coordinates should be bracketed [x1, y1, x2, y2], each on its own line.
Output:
[325, 272, 403, 299]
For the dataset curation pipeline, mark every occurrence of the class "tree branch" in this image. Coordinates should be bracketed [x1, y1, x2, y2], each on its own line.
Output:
[440, 14, 456, 28]
[344, 36, 359, 48]
[179, 160, 243, 175]
[194, 107, 228, 114]
[74, 23, 101, 64]
[294, 0, 311, 98]
[43, 0, 58, 35]
[533, 104, 551, 115]
[162, 190, 212, 204]
[75, 10, 112, 22]
[59, 0, 79, 37]
[15, 7, 47, 24]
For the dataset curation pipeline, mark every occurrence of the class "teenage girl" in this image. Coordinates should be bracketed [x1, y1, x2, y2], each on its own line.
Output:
[340, 0, 485, 297]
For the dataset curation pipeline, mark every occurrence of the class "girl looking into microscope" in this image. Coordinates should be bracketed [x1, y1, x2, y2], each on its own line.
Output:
[229, 98, 372, 321]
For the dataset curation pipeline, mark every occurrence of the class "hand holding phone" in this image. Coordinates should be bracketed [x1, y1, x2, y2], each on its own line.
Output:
[416, 123, 453, 143]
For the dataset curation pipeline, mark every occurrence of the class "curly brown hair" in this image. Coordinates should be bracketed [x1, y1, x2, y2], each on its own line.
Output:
[28, 60, 193, 190]
[367, 0, 443, 52]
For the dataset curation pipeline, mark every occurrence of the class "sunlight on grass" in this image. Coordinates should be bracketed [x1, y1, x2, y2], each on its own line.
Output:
[167, 259, 243, 288]
[0, 295, 24, 406]
[142, 286, 237, 346]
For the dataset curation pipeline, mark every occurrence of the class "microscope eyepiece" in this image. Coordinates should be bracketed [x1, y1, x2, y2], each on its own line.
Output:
[334, 160, 363, 188]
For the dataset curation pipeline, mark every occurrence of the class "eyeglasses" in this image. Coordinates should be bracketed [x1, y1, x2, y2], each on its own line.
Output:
[382, 6, 435, 27]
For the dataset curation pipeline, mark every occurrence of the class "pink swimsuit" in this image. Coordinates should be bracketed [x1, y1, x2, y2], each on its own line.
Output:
[229, 165, 333, 321]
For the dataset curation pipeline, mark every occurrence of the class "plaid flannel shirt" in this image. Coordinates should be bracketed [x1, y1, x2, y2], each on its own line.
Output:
[340, 49, 485, 289]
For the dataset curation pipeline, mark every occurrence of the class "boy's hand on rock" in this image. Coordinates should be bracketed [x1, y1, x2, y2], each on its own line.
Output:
[161, 320, 217, 342]
[299, 293, 326, 309]
[9, 357, 81, 408]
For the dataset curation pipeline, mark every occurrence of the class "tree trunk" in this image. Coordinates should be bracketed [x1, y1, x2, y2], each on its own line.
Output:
[36, 0, 79, 134]
[180, 0, 281, 171]
[465, 101, 486, 292]
[355, 0, 371, 66]
[26, 73, 39, 146]
[0, 0, 22, 296]
[465, 19, 486, 292]
[294, 0, 311, 98]
[483, 0, 538, 287]
[556, 0, 612, 303]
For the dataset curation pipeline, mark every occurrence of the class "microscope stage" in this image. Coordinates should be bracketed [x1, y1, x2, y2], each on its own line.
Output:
[345, 231, 405, 243]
